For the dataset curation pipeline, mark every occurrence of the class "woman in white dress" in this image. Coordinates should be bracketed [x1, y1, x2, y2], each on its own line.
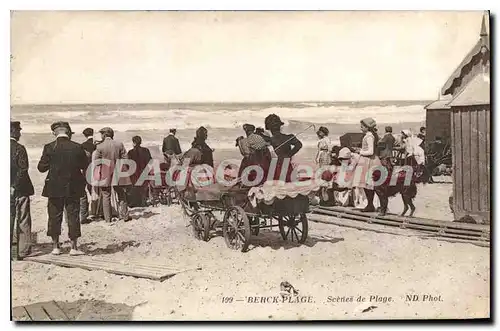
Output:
[354, 117, 382, 212]
[315, 126, 332, 167]
[400, 130, 425, 166]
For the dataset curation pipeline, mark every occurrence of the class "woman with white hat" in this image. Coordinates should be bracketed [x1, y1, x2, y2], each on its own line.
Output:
[400, 130, 425, 166]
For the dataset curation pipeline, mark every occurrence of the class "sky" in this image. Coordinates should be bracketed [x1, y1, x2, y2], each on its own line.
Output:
[10, 11, 486, 104]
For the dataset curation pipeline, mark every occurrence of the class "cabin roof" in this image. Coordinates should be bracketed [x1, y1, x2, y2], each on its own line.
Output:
[448, 72, 490, 107]
[441, 12, 490, 96]
[425, 96, 452, 110]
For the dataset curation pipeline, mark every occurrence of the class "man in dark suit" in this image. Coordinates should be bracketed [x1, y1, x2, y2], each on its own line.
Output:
[10, 121, 34, 260]
[80, 127, 97, 223]
[379, 126, 396, 166]
[81, 127, 95, 156]
[162, 128, 182, 169]
[38, 121, 87, 256]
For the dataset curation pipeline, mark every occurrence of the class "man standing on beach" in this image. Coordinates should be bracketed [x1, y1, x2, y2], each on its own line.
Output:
[417, 126, 426, 149]
[38, 121, 87, 255]
[93, 127, 132, 222]
[162, 128, 182, 169]
[10, 121, 34, 260]
[80, 127, 97, 224]
[379, 126, 395, 167]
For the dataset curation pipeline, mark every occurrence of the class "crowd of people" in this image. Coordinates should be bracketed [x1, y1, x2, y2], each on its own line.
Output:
[10, 113, 446, 260]
[315, 122, 452, 214]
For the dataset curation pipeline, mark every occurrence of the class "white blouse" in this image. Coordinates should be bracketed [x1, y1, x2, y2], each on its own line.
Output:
[359, 132, 375, 157]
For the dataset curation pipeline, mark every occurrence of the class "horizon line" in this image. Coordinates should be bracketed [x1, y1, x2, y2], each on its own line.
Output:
[11, 99, 434, 107]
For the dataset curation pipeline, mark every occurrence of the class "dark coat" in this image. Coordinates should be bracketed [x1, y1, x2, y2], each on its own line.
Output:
[127, 146, 152, 185]
[81, 138, 96, 156]
[379, 133, 395, 159]
[162, 134, 182, 155]
[38, 137, 87, 198]
[10, 139, 34, 197]
[199, 142, 214, 168]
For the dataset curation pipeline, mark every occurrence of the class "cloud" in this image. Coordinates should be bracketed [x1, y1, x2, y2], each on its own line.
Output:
[11, 11, 484, 104]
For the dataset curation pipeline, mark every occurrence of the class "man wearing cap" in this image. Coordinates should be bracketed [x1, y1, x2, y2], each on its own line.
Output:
[38, 121, 87, 255]
[93, 127, 132, 222]
[162, 128, 182, 169]
[80, 128, 97, 223]
[10, 121, 34, 260]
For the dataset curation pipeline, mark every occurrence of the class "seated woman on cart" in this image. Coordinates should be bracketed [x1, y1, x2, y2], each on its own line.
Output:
[235, 123, 273, 187]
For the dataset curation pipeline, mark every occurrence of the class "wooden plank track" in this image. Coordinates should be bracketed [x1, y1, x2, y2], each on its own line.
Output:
[311, 206, 489, 247]
[13, 301, 70, 321]
[12, 306, 31, 321]
[318, 206, 490, 232]
[24, 303, 51, 321]
[308, 215, 489, 248]
[41, 301, 70, 321]
[24, 255, 191, 281]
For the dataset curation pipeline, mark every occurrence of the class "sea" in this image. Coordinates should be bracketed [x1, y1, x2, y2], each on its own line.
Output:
[11, 101, 428, 164]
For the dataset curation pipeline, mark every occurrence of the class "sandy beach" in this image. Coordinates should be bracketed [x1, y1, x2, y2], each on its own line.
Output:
[11, 160, 489, 320]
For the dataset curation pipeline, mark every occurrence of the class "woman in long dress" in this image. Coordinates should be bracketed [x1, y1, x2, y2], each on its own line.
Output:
[315, 126, 332, 167]
[354, 117, 381, 212]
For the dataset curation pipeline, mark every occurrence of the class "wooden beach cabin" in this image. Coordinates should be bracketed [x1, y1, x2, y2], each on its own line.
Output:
[427, 12, 490, 223]
[424, 95, 452, 150]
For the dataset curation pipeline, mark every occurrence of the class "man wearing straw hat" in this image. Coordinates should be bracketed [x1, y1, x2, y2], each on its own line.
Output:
[38, 121, 87, 255]
[10, 121, 34, 260]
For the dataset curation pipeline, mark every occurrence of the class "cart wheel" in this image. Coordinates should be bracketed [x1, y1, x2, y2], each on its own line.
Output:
[278, 213, 308, 244]
[223, 206, 251, 252]
[179, 193, 199, 217]
[192, 213, 210, 241]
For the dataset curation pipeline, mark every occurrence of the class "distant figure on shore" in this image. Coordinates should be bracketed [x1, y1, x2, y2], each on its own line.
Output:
[93, 127, 132, 222]
[265, 114, 302, 182]
[417, 126, 426, 149]
[127, 135, 152, 207]
[315, 126, 332, 167]
[80, 127, 97, 224]
[38, 121, 87, 256]
[162, 128, 182, 169]
[11, 121, 34, 260]
[378, 126, 395, 168]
